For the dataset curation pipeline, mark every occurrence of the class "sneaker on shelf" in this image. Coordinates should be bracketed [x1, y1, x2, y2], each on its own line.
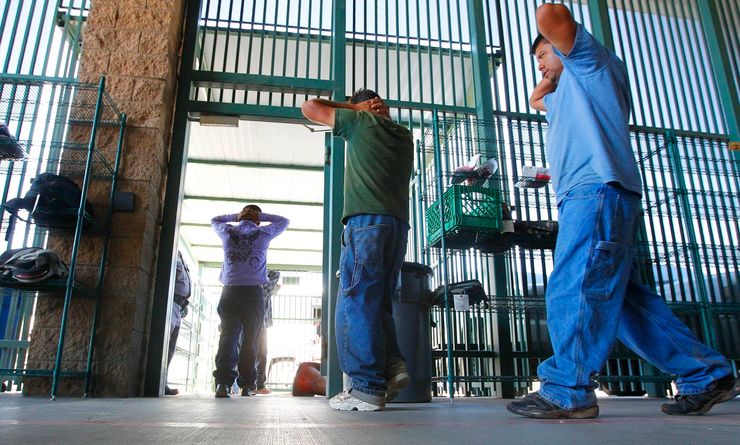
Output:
[164, 386, 179, 396]
[385, 361, 410, 402]
[240, 387, 256, 397]
[255, 387, 272, 395]
[506, 391, 599, 419]
[215, 384, 231, 398]
[329, 390, 384, 411]
[662, 374, 739, 415]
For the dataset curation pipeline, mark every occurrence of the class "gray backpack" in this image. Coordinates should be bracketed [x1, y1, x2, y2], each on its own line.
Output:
[0, 247, 68, 283]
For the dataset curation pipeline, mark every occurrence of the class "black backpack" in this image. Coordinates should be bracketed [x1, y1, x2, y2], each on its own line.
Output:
[3, 173, 94, 228]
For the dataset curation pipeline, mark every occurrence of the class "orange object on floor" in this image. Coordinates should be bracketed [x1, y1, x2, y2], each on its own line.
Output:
[292, 362, 326, 396]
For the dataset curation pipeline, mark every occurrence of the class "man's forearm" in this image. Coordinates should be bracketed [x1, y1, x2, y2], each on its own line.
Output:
[309, 98, 356, 110]
[530, 78, 556, 112]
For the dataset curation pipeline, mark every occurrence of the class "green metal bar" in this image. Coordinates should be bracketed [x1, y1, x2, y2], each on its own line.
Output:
[320, 132, 331, 374]
[432, 111, 455, 400]
[467, 0, 515, 398]
[586, 0, 615, 50]
[180, 222, 321, 233]
[200, 261, 323, 272]
[187, 158, 323, 171]
[188, 101, 304, 121]
[0, 339, 30, 349]
[145, 0, 201, 397]
[665, 130, 716, 349]
[190, 71, 334, 95]
[51, 75, 106, 400]
[325, 0, 346, 399]
[190, 243, 322, 253]
[696, 0, 740, 144]
[183, 194, 323, 207]
[84, 113, 126, 397]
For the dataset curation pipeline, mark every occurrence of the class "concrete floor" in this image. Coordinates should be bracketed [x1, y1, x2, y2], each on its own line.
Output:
[0, 393, 738, 444]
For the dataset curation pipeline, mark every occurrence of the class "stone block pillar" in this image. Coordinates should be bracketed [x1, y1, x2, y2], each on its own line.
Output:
[24, 0, 187, 396]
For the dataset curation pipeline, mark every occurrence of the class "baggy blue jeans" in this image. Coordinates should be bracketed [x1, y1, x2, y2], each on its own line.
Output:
[538, 183, 732, 410]
[336, 214, 409, 405]
[213, 285, 265, 388]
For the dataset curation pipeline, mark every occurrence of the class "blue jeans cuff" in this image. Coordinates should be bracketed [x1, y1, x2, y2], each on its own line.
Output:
[537, 388, 570, 410]
[350, 385, 386, 406]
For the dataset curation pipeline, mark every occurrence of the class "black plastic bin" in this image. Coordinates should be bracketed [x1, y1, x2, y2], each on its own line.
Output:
[391, 262, 434, 402]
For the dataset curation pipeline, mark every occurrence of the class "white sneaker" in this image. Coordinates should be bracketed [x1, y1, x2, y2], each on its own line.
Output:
[385, 361, 410, 402]
[329, 390, 384, 411]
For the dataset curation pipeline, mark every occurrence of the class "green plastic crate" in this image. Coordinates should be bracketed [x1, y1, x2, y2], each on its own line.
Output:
[425, 185, 502, 248]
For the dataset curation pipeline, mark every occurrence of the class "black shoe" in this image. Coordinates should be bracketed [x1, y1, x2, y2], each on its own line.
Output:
[506, 391, 599, 419]
[164, 386, 179, 396]
[662, 375, 738, 415]
[215, 384, 231, 398]
[241, 387, 256, 397]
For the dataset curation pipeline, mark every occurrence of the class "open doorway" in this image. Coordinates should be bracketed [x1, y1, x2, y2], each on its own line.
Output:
[167, 118, 327, 394]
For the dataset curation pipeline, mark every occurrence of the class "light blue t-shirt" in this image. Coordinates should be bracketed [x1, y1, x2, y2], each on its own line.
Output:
[543, 24, 642, 204]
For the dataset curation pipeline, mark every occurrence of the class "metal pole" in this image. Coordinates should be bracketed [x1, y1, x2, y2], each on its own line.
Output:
[84, 113, 126, 396]
[51, 76, 106, 399]
[325, 0, 346, 399]
[145, 0, 200, 397]
[665, 130, 717, 349]
[432, 110, 455, 401]
[696, 0, 740, 147]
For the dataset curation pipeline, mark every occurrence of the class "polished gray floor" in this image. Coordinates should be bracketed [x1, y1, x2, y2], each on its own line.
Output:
[0, 393, 738, 444]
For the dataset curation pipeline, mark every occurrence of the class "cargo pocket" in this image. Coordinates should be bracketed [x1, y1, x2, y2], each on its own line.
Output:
[582, 240, 621, 300]
[339, 224, 388, 296]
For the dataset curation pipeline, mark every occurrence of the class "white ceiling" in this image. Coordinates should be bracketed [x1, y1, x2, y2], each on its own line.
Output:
[181, 120, 327, 271]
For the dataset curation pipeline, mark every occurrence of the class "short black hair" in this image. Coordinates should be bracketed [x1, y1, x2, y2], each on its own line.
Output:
[243, 204, 262, 212]
[349, 88, 380, 104]
[530, 34, 547, 55]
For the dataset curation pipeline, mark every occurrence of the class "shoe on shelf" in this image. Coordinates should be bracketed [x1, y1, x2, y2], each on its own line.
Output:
[215, 384, 231, 398]
[164, 386, 179, 396]
[662, 374, 739, 415]
[255, 387, 272, 395]
[506, 391, 599, 419]
[385, 361, 410, 403]
[240, 387, 256, 397]
[329, 390, 384, 411]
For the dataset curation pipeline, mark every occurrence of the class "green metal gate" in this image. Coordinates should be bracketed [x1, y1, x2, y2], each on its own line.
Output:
[166, 0, 739, 398]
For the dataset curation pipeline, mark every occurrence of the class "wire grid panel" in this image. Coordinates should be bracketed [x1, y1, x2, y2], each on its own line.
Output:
[0, 141, 115, 179]
[266, 293, 322, 390]
[0, 78, 123, 127]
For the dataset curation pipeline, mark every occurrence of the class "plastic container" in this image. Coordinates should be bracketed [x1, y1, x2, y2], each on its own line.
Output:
[425, 185, 502, 248]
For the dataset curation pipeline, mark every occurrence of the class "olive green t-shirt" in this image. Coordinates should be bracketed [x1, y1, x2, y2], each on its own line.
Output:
[333, 109, 414, 224]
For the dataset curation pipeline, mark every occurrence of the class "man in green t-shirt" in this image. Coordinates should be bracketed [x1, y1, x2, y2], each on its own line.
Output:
[302, 89, 414, 411]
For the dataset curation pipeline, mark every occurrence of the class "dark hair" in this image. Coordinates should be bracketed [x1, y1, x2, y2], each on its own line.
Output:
[530, 34, 547, 55]
[349, 88, 380, 104]
[243, 204, 262, 213]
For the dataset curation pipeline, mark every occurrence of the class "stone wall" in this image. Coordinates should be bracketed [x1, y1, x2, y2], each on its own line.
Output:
[24, 0, 186, 396]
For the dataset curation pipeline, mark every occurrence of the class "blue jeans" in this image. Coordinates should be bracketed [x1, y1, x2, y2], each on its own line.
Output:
[336, 214, 409, 405]
[538, 183, 732, 409]
[213, 285, 265, 388]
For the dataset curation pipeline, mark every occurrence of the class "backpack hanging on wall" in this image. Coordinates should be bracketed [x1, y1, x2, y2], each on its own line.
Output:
[3, 173, 94, 228]
[0, 123, 24, 160]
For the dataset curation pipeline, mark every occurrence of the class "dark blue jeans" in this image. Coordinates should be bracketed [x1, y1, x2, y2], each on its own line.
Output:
[336, 214, 409, 405]
[538, 183, 732, 409]
[213, 285, 265, 388]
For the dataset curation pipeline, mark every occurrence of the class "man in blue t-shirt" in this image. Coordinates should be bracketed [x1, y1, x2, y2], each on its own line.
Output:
[507, 4, 737, 419]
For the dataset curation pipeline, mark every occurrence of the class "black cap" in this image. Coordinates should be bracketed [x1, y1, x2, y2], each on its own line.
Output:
[530, 34, 547, 55]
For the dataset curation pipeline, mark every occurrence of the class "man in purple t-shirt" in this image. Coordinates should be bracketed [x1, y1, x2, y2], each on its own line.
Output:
[211, 205, 289, 398]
